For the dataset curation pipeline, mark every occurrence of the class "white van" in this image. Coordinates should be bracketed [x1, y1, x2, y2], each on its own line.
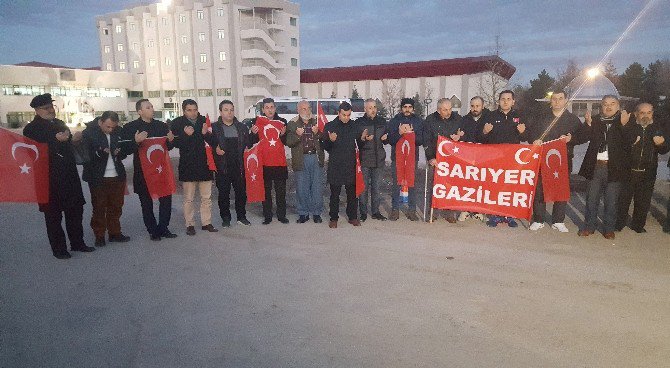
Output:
[246, 97, 365, 122]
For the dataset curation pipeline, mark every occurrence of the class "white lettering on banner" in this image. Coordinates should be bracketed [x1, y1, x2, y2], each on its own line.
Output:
[435, 162, 535, 186]
[433, 184, 533, 208]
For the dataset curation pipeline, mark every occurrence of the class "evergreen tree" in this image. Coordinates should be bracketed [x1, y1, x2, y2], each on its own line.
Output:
[351, 88, 360, 99]
[618, 62, 645, 98]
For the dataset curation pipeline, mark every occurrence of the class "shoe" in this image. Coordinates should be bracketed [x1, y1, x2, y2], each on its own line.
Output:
[329, 220, 337, 228]
[507, 219, 518, 228]
[95, 237, 106, 247]
[529, 222, 545, 231]
[551, 223, 569, 233]
[71, 245, 95, 252]
[222, 219, 231, 228]
[578, 229, 594, 237]
[630, 227, 647, 233]
[615, 224, 625, 232]
[445, 215, 457, 223]
[201, 224, 218, 233]
[663, 226, 670, 234]
[603, 232, 615, 239]
[53, 250, 72, 259]
[406, 211, 419, 221]
[150, 234, 162, 241]
[237, 218, 251, 226]
[389, 210, 399, 221]
[186, 226, 196, 236]
[457, 212, 469, 222]
[108, 234, 131, 242]
[473, 213, 486, 222]
[313, 215, 323, 223]
[162, 231, 178, 239]
[371, 213, 387, 221]
[278, 217, 290, 224]
[486, 218, 498, 227]
[348, 219, 361, 226]
[297, 215, 310, 224]
[360, 213, 367, 222]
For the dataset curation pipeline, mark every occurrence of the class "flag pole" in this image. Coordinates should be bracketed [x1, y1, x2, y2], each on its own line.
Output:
[423, 164, 428, 222]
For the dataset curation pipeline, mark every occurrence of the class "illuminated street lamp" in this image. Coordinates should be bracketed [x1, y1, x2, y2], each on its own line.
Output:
[587, 68, 600, 79]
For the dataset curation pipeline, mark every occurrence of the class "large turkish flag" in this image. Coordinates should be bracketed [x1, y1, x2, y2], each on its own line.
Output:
[355, 140, 365, 197]
[0, 128, 49, 203]
[431, 136, 541, 220]
[254, 116, 287, 167]
[244, 143, 265, 203]
[540, 138, 570, 202]
[317, 102, 328, 133]
[395, 132, 416, 187]
[204, 114, 216, 172]
[138, 137, 176, 199]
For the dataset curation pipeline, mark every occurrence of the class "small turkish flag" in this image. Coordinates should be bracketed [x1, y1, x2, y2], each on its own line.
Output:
[540, 138, 570, 202]
[355, 140, 365, 197]
[254, 116, 287, 167]
[0, 128, 49, 203]
[138, 137, 176, 199]
[204, 114, 216, 172]
[317, 102, 328, 133]
[395, 132, 416, 187]
[244, 143, 265, 203]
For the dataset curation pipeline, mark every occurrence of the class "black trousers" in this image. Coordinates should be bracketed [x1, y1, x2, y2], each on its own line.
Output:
[532, 178, 567, 224]
[215, 170, 246, 221]
[44, 205, 86, 253]
[617, 171, 655, 230]
[263, 177, 287, 220]
[137, 187, 172, 236]
[329, 183, 357, 221]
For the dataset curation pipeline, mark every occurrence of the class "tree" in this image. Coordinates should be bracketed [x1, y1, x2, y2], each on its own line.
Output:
[351, 88, 360, 99]
[478, 57, 510, 110]
[381, 79, 402, 118]
[412, 92, 424, 118]
[618, 62, 645, 98]
[555, 59, 580, 91]
[528, 69, 556, 100]
[330, 91, 337, 98]
[603, 58, 618, 86]
[375, 98, 389, 120]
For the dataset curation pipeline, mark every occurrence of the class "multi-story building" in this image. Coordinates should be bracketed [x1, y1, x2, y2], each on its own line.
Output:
[97, 0, 300, 120]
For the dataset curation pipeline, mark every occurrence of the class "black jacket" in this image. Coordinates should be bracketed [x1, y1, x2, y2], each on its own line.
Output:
[23, 116, 85, 211]
[424, 111, 462, 161]
[207, 117, 252, 175]
[321, 117, 365, 186]
[626, 121, 669, 179]
[355, 114, 388, 168]
[81, 120, 128, 188]
[480, 109, 526, 144]
[120, 118, 174, 194]
[460, 109, 491, 143]
[170, 114, 213, 182]
[387, 113, 424, 162]
[575, 112, 633, 182]
[527, 109, 583, 158]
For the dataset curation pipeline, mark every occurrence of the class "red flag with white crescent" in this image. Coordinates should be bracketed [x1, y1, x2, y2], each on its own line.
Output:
[317, 102, 328, 133]
[395, 132, 416, 187]
[204, 114, 216, 172]
[254, 116, 287, 167]
[355, 140, 365, 197]
[244, 143, 265, 203]
[0, 128, 49, 203]
[138, 137, 176, 199]
[540, 138, 570, 202]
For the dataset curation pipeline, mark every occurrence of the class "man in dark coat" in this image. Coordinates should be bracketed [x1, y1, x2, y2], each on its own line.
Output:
[206, 100, 253, 227]
[249, 98, 289, 225]
[23, 93, 94, 259]
[120, 99, 177, 241]
[616, 102, 669, 233]
[356, 98, 388, 221]
[81, 111, 131, 247]
[321, 102, 367, 228]
[170, 99, 218, 236]
[460, 96, 490, 144]
[573, 95, 632, 239]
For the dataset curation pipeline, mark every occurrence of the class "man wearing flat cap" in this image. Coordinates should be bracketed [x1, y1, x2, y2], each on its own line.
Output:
[23, 94, 95, 259]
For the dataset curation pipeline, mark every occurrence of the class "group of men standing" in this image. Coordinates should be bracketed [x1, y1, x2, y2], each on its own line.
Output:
[20, 89, 670, 258]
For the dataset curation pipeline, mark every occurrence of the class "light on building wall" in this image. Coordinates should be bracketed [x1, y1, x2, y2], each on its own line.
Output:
[587, 68, 600, 79]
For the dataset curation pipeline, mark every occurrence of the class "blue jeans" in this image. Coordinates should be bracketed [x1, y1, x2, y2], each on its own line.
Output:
[391, 160, 417, 211]
[584, 163, 621, 233]
[359, 166, 383, 215]
[296, 154, 323, 216]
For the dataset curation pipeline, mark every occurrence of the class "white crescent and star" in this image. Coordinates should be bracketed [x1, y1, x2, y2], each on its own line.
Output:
[514, 147, 540, 165]
[263, 123, 281, 147]
[545, 148, 562, 168]
[401, 140, 410, 155]
[246, 153, 259, 181]
[146, 144, 165, 165]
[11, 142, 40, 174]
[437, 140, 460, 157]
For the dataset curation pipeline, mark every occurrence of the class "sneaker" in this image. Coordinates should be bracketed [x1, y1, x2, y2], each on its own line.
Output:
[329, 220, 337, 228]
[94, 237, 106, 247]
[371, 213, 387, 221]
[389, 210, 400, 221]
[360, 213, 367, 222]
[53, 250, 72, 259]
[348, 219, 361, 226]
[201, 224, 218, 233]
[313, 215, 323, 223]
[221, 219, 231, 228]
[71, 245, 95, 252]
[237, 218, 251, 226]
[507, 219, 518, 228]
[262, 218, 272, 225]
[297, 215, 309, 223]
[150, 234, 162, 241]
[529, 222, 545, 231]
[108, 234, 131, 242]
[551, 223, 569, 233]
[473, 213, 486, 222]
[457, 212, 469, 222]
[278, 217, 290, 224]
[162, 231, 178, 239]
[186, 226, 196, 236]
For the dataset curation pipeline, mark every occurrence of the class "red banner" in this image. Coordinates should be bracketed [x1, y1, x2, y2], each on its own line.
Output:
[355, 140, 365, 197]
[204, 114, 216, 172]
[0, 128, 49, 203]
[254, 116, 287, 167]
[244, 143, 265, 203]
[395, 132, 416, 187]
[431, 137, 541, 220]
[540, 138, 570, 202]
[317, 103, 328, 133]
[138, 137, 176, 199]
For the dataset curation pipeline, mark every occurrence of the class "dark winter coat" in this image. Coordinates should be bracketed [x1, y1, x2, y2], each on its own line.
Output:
[460, 109, 491, 143]
[207, 117, 252, 175]
[81, 120, 128, 188]
[355, 113, 388, 168]
[626, 121, 669, 179]
[527, 108, 583, 159]
[320, 117, 365, 186]
[574, 112, 633, 182]
[387, 112, 424, 162]
[479, 109, 526, 144]
[170, 114, 213, 182]
[424, 111, 462, 161]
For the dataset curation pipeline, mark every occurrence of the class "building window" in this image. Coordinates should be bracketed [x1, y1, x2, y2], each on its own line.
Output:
[128, 91, 144, 98]
[181, 89, 194, 97]
[104, 45, 110, 53]
[119, 62, 126, 70]
[106, 63, 112, 71]
[219, 52, 226, 61]
[133, 60, 140, 69]
[116, 25, 122, 33]
[130, 23, 136, 30]
[197, 10, 204, 19]
[198, 32, 205, 42]
[164, 37, 170, 45]
[291, 58, 298, 67]
[200, 54, 207, 63]
[146, 19, 152, 27]
[182, 55, 189, 64]
[217, 88, 232, 96]
[117, 43, 124, 51]
[132, 42, 139, 51]
[149, 59, 156, 67]
[198, 89, 213, 97]
[218, 29, 225, 39]
[179, 14, 186, 23]
[572, 102, 588, 118]
[290, 17, 297, 26]
[181, 36, 188, 44]
[165, 57, 172, 66]
[217, 8, 224, 17]
[165, 90, 177, 97]
[291, 38, 297, 47]
[148, 39, 155, 47]
[162, 17, 167, 26]
[102, 28, 109, 35]
[292, 90, 299, 97]
[148, 91, 161, 98]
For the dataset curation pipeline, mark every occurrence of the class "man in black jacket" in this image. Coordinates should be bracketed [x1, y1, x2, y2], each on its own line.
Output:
[573, 95, 632, 239]
[82, 111, 131, 247]
[356, 99, 388, 221]
[616, 103, 669, 233]
[120, 99, 177, 241]
[460, 96, 490, 144]
[206, 100, 253, 227]
[170, 99, 218, 236]
[23, 94, 95, 259]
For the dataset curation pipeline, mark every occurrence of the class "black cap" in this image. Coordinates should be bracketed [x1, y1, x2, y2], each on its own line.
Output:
[400, 97, 414, 107]
[30, 93, 55, 108]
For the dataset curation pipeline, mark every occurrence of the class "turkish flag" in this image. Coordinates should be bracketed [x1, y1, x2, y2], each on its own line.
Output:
[355, 140, 365, 197]
[204, 114, 216, 172]
[138, 137, 176, 199]
[540, 138, 570, 202]
[395, 132, 416, 187]
[244, 143, 265, 203]
[431, 137, 541, 220]
[317, 102, 328, 133]
[254, 116, 287, 167]
[0, 128, 49, 203]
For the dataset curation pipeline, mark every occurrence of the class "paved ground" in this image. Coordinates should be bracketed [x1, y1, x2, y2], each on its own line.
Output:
[1, 150, 670, 367]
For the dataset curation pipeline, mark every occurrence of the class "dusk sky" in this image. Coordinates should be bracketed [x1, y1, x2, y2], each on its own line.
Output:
[1, 0, 668, 85]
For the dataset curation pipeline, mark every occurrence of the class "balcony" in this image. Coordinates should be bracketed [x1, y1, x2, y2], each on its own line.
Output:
[242, 66, 286, 86]
[240, 49, 284, 69]
[243, 86, 272, 98]
[240, 29, 285, 53]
